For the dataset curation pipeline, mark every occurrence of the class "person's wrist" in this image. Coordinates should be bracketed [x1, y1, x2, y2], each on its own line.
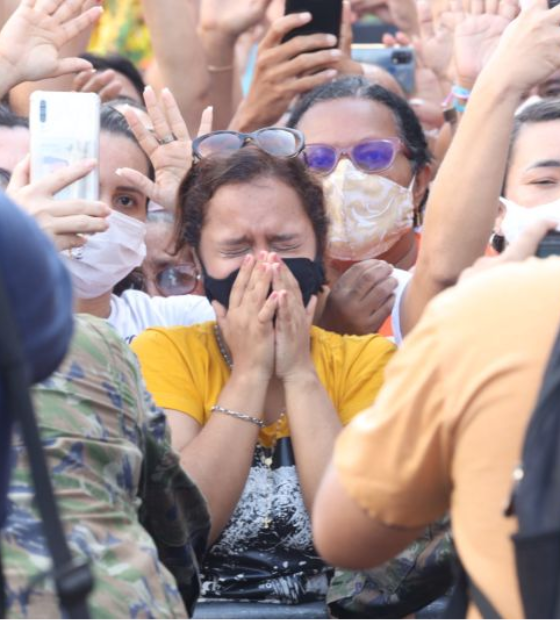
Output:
[229, 99, 265, 133]
[281, 365, 319, 389]
[229, 364, 272, 388]
[197, 23, 241, 46]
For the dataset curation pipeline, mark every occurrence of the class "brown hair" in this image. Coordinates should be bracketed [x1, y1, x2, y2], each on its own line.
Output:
[175, 148, 329, 259]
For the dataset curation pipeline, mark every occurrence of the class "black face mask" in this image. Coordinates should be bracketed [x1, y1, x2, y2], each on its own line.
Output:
[202, 257, 326, 309]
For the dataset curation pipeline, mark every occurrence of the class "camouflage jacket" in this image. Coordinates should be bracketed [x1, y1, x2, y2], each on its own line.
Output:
[2, 315, 209, 619]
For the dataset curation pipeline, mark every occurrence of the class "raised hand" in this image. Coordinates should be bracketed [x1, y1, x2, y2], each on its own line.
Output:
[119, 86, 213, 211]
[445, 0, 520, 86]
[7, 155, 110, 251]
[214, 252, 279, 383]
[481, 0, 560, 94]
[73, 68, 124, 102]
[0, 0, 103, 89]
[321, 260, 397, 335]
[230, 12, 340, 132]
[199, 0, 274, 40]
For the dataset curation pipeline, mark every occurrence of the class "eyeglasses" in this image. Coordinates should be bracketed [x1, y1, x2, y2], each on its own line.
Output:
[192, 127, 305, 160]
[128, 264, 201, 297]
[301, 138, 410, 175]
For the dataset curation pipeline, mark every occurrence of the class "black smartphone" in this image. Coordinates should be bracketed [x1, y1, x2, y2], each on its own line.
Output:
[549, 0, 560, 8]
[536, 230, 560, 258]
[283, 0, 343, 44]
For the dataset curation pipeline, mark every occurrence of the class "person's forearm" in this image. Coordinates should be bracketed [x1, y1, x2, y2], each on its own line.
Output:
[142, 0, 210, 134]
[197, 28, 238, 130]
[178, 371, 268, 543]
[284, 370, 342, 512]
[402, 72, 522, 335]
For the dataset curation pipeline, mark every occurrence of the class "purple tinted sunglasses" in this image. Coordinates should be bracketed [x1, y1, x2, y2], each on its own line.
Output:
[301, 137, 411, 175]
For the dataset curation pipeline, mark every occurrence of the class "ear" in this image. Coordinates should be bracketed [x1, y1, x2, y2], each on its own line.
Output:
[494, 200, 506, 235]
[411, 164, 432, 209]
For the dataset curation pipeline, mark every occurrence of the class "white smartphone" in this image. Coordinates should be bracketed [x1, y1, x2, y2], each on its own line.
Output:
[30, 91, 100, 201]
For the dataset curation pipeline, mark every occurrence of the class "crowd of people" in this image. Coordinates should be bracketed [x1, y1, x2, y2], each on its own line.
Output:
[1, 0, 560, 617]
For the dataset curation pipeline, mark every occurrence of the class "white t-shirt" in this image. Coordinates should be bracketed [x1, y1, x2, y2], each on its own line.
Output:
[109, 290, 215, 343]
[391, 267, 412, 347]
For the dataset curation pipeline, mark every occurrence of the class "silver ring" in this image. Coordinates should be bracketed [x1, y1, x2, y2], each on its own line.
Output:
[159, 134, 176, 145]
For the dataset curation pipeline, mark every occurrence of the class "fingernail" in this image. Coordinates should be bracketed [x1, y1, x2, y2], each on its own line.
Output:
[83, 158, 97, 167]
[270, 291, 278, 300]
[243, 254, 252, 265]
[115, 168, 123, 176]
[330, 49, 342, 58]
[162, 87, 170, 94]
[325, 69, 338, 78]
[326, 35, 337, 46]
[300, 11, 312, 21]
[258, 250, 267, 260]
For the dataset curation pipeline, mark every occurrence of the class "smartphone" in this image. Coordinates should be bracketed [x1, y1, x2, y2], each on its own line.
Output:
[549, 0, 560, 8]
[536, 230, 560, 258]
[351, 44, 416, 94]
[283, 0, 343, 44]
[30, 91, 100, 201]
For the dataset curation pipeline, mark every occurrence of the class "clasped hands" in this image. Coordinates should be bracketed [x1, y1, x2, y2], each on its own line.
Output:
[212, 251, 317, 384]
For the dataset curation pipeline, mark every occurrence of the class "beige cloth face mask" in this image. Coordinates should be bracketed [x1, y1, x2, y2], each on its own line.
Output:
[322, 159, 415, 261]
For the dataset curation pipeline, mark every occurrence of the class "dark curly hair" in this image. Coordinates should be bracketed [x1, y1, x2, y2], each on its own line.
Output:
[175, 148, 329, 259]
[287, 76, 432, 173]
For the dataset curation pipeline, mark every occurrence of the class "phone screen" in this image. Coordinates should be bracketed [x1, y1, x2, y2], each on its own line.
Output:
[283, 0, 343, 43]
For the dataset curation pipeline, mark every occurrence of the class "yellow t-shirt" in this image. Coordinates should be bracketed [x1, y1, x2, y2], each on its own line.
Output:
[132, 322, 395, 445]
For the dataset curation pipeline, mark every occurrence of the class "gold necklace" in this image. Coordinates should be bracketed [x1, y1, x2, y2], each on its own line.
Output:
[214, 323, 286, 529]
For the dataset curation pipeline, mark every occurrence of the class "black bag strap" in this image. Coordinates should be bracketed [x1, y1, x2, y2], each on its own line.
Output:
[0, 271, 93, 619]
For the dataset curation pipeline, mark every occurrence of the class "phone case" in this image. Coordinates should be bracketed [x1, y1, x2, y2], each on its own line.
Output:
[351, 44, 416, 94]
[30, 91, 100, 202]
[283, 0, 343, 43]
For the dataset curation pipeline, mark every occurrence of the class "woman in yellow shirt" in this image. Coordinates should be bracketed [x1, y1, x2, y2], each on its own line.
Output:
[132, 133, 395, 610]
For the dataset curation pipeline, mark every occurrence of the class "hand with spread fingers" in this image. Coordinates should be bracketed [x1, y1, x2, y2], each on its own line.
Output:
[213, 252, 279, 383]
[7, 155, 110, 251]
[229, 12, 341, 132]
[0, 0, 103, 92]
[320, 260, 397, 336]
[119, 86, 213, 211]
[72, 68, 124, 102]
[445, 0, 520, 87]
[271, 258, 317, 383]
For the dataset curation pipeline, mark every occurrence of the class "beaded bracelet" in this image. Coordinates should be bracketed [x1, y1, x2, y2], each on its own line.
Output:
[211, 404, 265, 428]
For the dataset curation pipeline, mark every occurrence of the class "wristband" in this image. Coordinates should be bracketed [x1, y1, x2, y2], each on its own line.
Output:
[452, 84, 472, 100]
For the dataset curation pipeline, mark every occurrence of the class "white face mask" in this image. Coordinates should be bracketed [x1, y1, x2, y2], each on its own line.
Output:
[63, 210, 147, 299]
[322, 159, 415, 260]
[500, 197, 560, 245]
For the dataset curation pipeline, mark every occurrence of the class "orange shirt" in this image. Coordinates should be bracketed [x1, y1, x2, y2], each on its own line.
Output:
[335, 257, 560, 618]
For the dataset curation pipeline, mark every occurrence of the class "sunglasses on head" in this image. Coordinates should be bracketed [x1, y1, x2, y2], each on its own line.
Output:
[301, 138, 411, 175]
[129, 264, 200, 297]
[192, 127, 305, 160]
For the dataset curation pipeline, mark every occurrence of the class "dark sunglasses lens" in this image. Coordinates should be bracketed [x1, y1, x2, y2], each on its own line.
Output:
[256, 129, 300, 157]
[196, 133, 244, 158]
[353, 140, 396, 172]
[156, 265, 198, 296]
[302, 145, 338, 174]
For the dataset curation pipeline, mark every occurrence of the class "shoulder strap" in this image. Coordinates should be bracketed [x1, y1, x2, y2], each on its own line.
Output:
[0, 271, 93, 619]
